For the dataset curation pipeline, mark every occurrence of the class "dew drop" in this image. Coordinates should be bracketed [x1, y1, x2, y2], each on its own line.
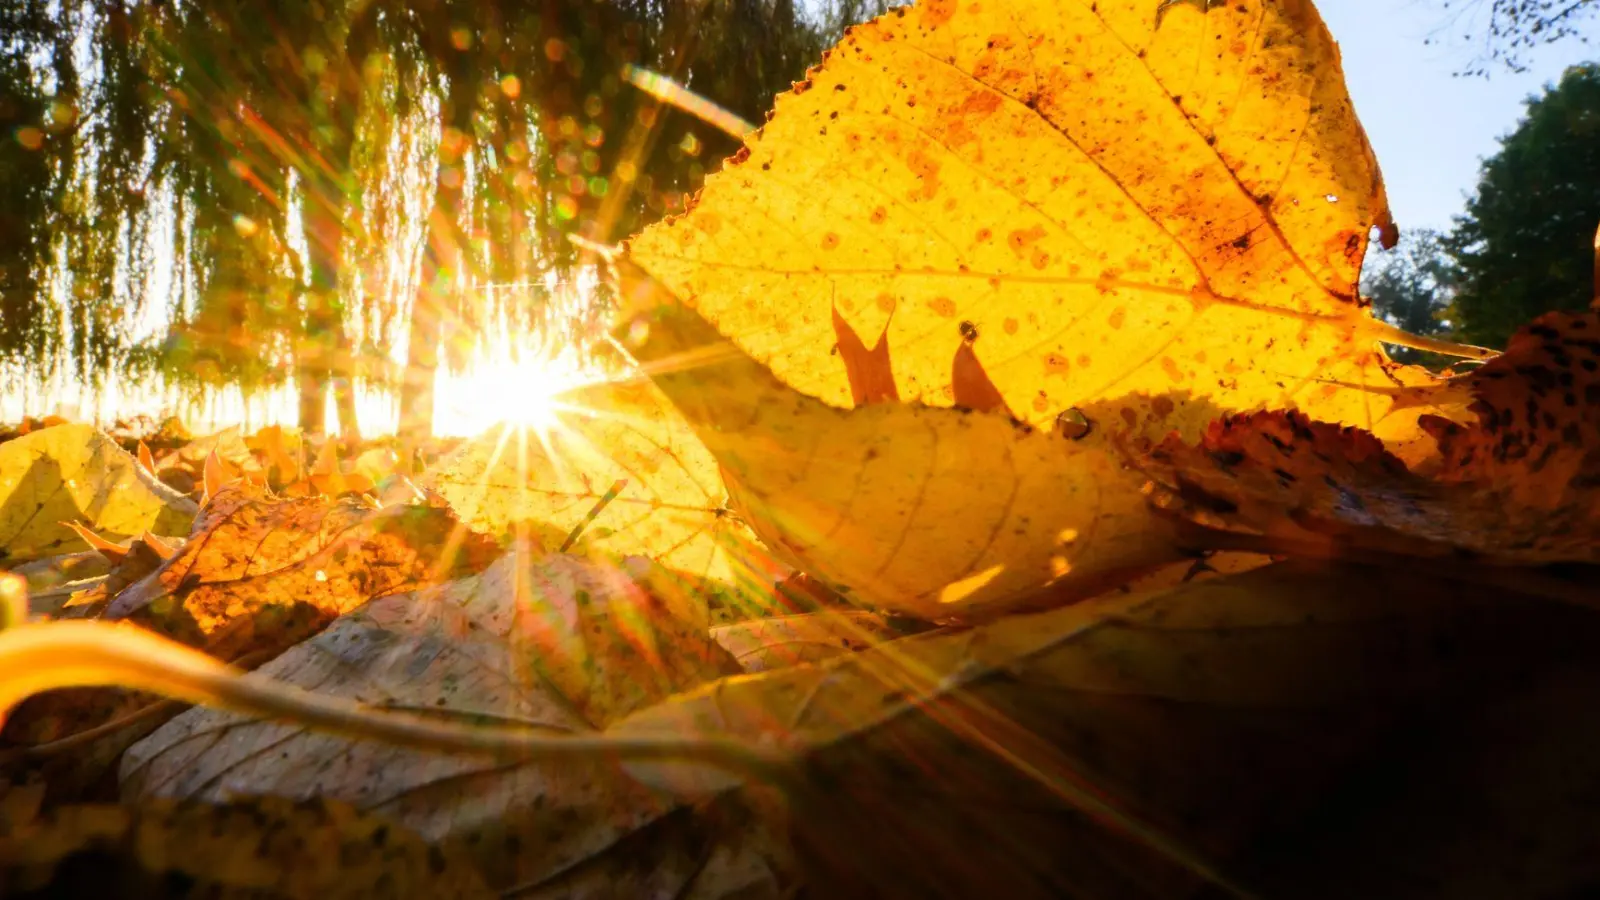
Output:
[1055, 408, 1092, 440]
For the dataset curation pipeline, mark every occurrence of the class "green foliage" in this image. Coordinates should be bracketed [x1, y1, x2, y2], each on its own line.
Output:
[1447, 64, 1600, 350]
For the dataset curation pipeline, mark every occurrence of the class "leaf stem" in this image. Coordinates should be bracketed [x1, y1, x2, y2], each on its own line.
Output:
[1361, 319, 1498, 361]
[559, 478, 629, 551]
[0, 621, 785, 779]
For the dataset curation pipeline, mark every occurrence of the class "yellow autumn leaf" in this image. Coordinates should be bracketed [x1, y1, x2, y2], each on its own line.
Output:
[0, 424, 197, 565]
[425, 378, 790, 620]
[627, 0, 1477, 447]
[616, 297, 1185, 616]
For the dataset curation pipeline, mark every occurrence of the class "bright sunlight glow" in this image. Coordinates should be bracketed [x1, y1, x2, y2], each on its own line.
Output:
[434, 335, 604, 439]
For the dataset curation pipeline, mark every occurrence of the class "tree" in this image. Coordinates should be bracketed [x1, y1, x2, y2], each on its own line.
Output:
[1431, 0, 1599, 73]
[0, 0, 881, 439]
[1447, 64, 1600, 349]
[1361, 229, 1459, 364]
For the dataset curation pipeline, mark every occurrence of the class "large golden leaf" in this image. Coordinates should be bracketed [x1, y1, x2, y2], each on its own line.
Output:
[0, 424, 196, 564]
[628, 0, 1455, 445]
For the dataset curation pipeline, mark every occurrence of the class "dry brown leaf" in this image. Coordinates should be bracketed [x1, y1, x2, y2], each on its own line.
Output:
[244, 424, 301, 485]
[712, 611, 905, 673]
[0, 794, 491, 898]
[170, 426, 253, 472]
[0, 486, 499, 798]
[121, 548, 789, 896]
[1128, 311, 1600, 565]
[103, 486, 500, 663]
[614, 562, 1599, 896]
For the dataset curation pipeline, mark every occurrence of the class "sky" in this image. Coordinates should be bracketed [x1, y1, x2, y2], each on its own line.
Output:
[1318, 0, 1595, 233]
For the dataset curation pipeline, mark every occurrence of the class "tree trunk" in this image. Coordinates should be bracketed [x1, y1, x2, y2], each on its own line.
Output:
[397, 60, 476, 442]
[296, 8, 378, 442]
[297, 188, 363, 442]
[333, 368, 360, 443]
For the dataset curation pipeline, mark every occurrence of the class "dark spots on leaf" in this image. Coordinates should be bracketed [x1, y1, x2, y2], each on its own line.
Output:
[1176, 476, 1238, 515]
[1208, 450, 1246, 470]
[959, 320, 979, 343]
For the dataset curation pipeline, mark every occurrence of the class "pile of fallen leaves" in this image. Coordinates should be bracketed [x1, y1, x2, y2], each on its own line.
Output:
[3, 1, 1599, 897]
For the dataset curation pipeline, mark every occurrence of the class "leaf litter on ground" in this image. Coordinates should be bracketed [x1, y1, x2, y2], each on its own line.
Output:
[1, 0, 1599, 896]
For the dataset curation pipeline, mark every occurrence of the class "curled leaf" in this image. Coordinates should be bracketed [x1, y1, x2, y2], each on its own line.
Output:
[1129, 312, 1600, 566]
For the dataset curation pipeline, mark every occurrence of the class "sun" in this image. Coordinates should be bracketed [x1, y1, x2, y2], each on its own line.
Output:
[434, 340, 601, 438]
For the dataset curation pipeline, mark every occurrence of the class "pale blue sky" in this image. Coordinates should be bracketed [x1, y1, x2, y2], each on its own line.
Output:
[1319, 0, 1595, 232]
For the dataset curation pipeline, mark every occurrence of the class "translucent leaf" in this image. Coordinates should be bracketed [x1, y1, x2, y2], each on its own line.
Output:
[627, 0, 1455, 444]
[614, 298, 1189, 617]
[425, 378, 790, 620]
